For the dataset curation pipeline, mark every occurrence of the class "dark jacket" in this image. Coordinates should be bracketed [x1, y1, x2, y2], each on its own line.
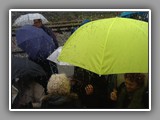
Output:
[73, 67, 112, 108]
[41, 93, 83, 109]
[41, 25, 59, 49]
[116, 82, 147, 109]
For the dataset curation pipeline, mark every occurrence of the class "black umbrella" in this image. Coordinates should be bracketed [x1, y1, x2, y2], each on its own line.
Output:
[11, 56, 48, 108]
[11, 56, 49, 93]
[12, 56, 47, 80]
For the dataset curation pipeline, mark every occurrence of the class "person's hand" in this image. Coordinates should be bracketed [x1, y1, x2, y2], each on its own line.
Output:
[110, 89, 117, 101]
[85, 84, 94, 95]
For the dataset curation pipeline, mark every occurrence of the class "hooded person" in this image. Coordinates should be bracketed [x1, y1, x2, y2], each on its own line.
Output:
[41, 73, 83, 109]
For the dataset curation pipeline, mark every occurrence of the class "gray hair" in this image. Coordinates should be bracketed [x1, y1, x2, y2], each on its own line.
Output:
[47, 74, 70, 95]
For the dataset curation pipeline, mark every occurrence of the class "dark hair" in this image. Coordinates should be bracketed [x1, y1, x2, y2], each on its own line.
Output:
[124, 73, 145, 87]
[34, 19, 42, 22]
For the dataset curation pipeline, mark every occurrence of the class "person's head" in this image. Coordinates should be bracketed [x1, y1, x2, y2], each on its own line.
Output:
[33, 19, 42, 28]
[124, 73, 145, 92]
[47, 74, 71, 95]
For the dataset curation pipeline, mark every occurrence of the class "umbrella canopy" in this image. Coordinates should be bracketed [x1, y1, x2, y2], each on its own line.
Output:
[47, 46, 70, 65]
[58, 17, 148, 75]
[13, 13, 49, 27]
[16, 25, 56, 61]
[11, 56, 47, 80]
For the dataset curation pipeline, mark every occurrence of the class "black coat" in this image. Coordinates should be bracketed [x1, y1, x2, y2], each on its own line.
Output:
[41, 94, 84, 109]
[116, 82, 148, 109]
[73, 67, 115, 108]
[41, 25, 59, 49]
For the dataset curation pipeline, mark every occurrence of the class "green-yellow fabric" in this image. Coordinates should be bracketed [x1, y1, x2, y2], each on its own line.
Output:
[58, 17, 148, 75]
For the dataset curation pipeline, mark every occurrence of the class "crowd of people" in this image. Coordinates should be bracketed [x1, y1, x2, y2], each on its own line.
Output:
[11, 16, 149, 109]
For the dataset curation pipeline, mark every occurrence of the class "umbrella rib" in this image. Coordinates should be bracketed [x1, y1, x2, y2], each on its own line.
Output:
[100, 18, 117, 74]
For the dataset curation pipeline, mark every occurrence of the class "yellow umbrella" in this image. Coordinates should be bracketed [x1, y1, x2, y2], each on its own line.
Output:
[58, 17, 148, 75]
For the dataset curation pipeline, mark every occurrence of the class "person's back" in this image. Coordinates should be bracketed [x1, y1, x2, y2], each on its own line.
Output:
[41, 93, 82, 108]
[40, 73, 83, 108]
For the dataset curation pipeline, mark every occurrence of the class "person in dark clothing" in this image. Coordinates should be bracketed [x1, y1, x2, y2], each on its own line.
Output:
[73, 67, 117, 108]
[28, 58, 58, 81]
[11, 56, 48, 108]
[70, 19, 117, 108]
[41, 73, 83, 109]
[30, 19, 59, 81]
[33, 19, 59, 48]
[110, 73, 148, 109]
[41, 94, 82, 109]
[142, 82, 149, 108]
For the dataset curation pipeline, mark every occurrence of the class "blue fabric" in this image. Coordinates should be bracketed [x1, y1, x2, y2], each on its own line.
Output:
[71, 19, 91, 34]
[16, 25, 56, 60]
[119, 12, 148, 22]
[120, 12, 137, 17]
[79, 19, 91, 26]
[120, 12, 147, 17]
